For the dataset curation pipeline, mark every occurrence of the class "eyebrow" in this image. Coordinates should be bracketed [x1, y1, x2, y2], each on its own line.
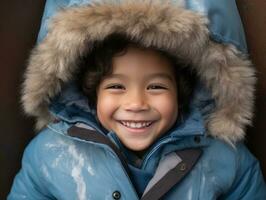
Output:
[103, 74, 127, 80]
[147, 73, 175, 82]
[106, 73, 174, 81]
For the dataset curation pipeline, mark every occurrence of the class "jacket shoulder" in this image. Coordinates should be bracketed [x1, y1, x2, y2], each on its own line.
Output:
[207, 138, 260, 168]
[7, 128, 66, 199]
[205, 138, 266, 199]
[24, 127, 70, 160]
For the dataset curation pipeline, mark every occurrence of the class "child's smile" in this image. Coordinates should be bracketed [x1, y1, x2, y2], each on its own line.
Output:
[118, 120, 155, 134]
[119, 120, 153, 129]
[97, 47, 178, 152]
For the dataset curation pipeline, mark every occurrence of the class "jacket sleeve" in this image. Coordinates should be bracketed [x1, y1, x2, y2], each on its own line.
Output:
[7, 133, 52, 200]
[220, 143, 266, 200]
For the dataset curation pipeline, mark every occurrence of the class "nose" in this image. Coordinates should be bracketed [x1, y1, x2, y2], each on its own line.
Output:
[123, 90, 149, 112]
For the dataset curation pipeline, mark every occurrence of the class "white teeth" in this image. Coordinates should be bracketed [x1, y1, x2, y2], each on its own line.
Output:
[120, 121, 152, 129]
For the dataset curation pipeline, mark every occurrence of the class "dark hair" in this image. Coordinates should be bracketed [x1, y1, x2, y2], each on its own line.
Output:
[78, 34, 196, 118]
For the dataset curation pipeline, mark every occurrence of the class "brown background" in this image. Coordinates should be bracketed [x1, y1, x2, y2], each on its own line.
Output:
[237, 0, 266, 179]
[0, 0, 265, 198]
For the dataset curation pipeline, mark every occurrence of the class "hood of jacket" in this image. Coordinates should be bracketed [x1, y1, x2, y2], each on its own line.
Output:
[22, 0, 256, 144]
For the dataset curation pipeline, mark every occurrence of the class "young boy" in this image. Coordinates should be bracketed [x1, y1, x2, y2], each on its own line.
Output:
[8, 1, 266, 199]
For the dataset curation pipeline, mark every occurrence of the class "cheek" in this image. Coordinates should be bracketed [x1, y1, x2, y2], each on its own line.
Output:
[152, 95, 178, 122]
[96, 93, 119, 130]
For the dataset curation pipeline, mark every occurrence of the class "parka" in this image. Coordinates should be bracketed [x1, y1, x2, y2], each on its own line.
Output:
[8, 0, 266, 199]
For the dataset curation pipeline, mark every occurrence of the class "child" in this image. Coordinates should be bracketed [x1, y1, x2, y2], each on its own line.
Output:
[8, 0, 266, 199]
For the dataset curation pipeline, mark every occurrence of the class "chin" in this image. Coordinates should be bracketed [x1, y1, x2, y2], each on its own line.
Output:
[126, 142, 150, 152]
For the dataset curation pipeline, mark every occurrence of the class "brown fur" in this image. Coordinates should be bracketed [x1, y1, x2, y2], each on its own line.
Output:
[21, 0, 256, 144]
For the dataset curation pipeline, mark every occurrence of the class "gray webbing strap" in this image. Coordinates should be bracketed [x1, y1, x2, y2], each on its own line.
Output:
[141, 148, 202, 200]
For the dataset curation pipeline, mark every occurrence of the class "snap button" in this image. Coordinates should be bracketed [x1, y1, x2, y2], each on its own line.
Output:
[179, 163, 187, 171]
[112, 191, 121, 199]
[194, 136, 201, 144]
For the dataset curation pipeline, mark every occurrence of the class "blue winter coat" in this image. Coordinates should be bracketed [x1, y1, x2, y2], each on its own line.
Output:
[8, 0, 266, 199]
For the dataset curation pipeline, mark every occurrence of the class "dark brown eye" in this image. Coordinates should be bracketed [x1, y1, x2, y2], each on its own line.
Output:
[147, 84, 167, 90]
[106, 84, 125, 90]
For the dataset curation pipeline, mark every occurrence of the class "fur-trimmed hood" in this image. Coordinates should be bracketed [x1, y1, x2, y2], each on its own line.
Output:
[22, 0, 256, 144]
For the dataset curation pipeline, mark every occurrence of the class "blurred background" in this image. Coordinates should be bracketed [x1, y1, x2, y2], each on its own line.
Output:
[0, 0, 265, 198]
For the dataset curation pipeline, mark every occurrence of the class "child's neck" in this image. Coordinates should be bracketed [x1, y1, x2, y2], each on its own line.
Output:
[131, 149, 146, 159]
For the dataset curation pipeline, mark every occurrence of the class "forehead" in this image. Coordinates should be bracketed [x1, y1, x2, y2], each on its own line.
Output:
[111, 47, 176, 76]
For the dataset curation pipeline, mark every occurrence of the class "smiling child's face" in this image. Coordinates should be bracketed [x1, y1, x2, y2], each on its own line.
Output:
[97, 47, 178, 152]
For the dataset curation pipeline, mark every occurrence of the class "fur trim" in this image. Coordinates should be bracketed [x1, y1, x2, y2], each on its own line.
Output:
[22, 0, 256, 143]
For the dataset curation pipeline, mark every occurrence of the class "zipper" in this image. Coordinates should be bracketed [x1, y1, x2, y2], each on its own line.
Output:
[141, 137, 177, 169]
[141, 131, 200, 169]
[109, 150, 140, 199]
